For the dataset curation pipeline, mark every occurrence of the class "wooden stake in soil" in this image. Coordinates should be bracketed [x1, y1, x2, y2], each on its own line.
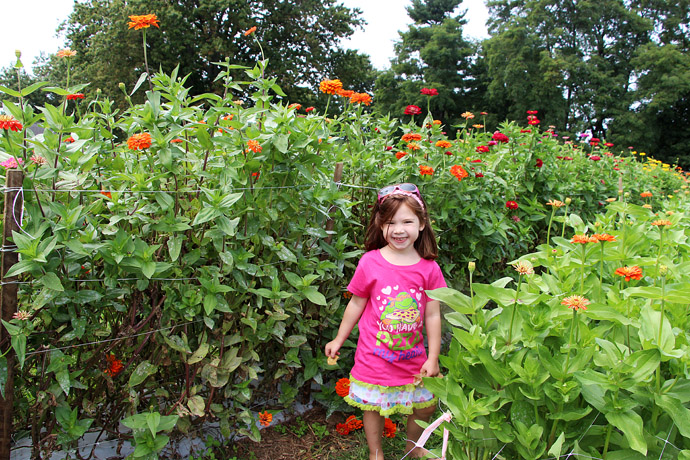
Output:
[0, 169, 23, 460]
[324, 162, 344, 246]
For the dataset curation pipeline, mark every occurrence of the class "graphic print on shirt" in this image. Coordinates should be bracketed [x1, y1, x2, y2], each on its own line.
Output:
[373, 286, 424, 363]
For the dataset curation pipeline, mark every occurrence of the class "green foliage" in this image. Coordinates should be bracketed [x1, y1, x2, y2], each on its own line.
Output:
[1, 29, 689, 457]
[426, 199, 690, 459]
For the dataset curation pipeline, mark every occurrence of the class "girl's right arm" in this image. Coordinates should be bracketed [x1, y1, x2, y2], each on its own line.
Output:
[324, 294, 368, 358]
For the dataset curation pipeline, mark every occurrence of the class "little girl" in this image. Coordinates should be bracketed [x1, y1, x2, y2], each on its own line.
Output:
[325, 183, 446, 460]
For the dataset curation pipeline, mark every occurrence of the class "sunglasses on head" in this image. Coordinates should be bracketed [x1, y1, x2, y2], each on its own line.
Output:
[377, 183, 424, 209]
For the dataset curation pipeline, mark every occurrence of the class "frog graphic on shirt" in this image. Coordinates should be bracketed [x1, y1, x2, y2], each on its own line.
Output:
[380, 292, 421, 327]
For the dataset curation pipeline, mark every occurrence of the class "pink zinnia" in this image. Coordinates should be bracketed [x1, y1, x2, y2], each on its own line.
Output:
[404, 105, 422, 115]
[420, 88, 438, 96]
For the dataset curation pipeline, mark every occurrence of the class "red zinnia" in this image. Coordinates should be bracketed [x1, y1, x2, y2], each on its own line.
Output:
[383, 418, 397, 438]
[476, 145, 489, 153]
[305, 106, 315, 112]
[528, 118, 541, 125]
[506, 201, 518, 210]
[0, 114, 23, 132]
[420, 87, 438, 96]
[335, 378, 350, 397]
[527, 110, 538, 115]
[535, 158, 543, 168]
[64, 136, 75, 143]
[404, 105, 422, 115]
[105, 354, 124, 377]
[492, 131, 509, 143]
[590, 155, 601, 161]
[66, 93, 84, 101]
[419, 165, 434, 176]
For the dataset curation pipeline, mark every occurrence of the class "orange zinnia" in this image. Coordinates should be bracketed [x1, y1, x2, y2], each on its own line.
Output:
[345, 415, 363, 430]
[450, 164, 469, 181]
[319, 79, 343, 95]
[383, 418, 397, 438]
[247, 140, 262, 153]
[128, 14, 160, 30]
[419, 165, 434, 176]
[287, 103, 301, 110]
[614, 266, 643, 282]
[570, 234, 597, 244]
[56, 48, 77, 58]
[401, 133, 422, 142]
[561, 295, 589, 311]
[407, 142, 421, 151]
[546, 199, 565, 208]
[640, 191, 653, 198]
[100, 189, 112, 199]
[349, 92, 372, 105]
[335, 422, 351, 435]
[461, 111, 475, 119]
[395, 151, 407, 160]
[335, 378, 350, 397]
[258, 411, 272, 426]
[337, 89, 354, 98]
[651, 220, 672, 227]
[104, 354, 124, 377]
[244, 26, 257, 36]
[592, 233, 616, 242]
[0, 115, 23, 132]
[127, 132, 152, 150]
[435, 140, 452, 148]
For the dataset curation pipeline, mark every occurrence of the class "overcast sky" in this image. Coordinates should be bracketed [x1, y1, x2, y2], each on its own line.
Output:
[1, 0, 489, 73]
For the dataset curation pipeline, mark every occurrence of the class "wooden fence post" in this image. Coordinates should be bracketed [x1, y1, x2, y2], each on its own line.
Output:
[324, 162, 344, 246]
[0, 169, 23, 460]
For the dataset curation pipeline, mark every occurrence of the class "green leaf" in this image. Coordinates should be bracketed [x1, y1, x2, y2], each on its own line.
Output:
[146, 411, 161, 437]
[0, 85, 21, 98]
[167, 236, 182, 262]
[187, 395, 206, 417]
[11, 334, 26, 370]
[654, 394, 690, 438]
[426, 287, 475, 314]
[20, 81, 49, 97]
[128, 361, 158, 387]
[285, 335, 307, 347]
[302, 286, 327, 305]
[605, 410, 646, 455]
[40, 272, 64, 291]
[187, 342, 209, 364]
[157, 414, 178, 432]
[192, 206, 221, 226]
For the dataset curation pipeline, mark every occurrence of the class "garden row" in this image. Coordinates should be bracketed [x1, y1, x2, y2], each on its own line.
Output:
[1, 56, 688, 459]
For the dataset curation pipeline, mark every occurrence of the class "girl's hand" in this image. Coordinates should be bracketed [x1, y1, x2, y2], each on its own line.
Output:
[324, 340, 340, 359]
[419, 358, 440, 378]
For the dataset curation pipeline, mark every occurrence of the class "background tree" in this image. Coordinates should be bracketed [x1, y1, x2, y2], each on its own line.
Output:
[55, 0, 376, 108]
[373, 0, 478, 129]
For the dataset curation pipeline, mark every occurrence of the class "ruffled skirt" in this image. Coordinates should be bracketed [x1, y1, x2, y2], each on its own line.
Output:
[344, 375, 436, 416]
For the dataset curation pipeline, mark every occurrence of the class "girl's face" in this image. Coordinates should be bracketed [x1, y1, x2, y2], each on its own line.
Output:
[380, 202, 425, 254]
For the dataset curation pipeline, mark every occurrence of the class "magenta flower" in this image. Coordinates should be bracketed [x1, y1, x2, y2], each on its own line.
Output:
[420, 88, 438, 96]
[404, 105, 422, 115]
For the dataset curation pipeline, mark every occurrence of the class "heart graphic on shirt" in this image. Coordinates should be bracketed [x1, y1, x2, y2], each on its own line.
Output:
[410, 289, 415, 293]
[394, 285, 399, 291]
[416, 292, 422, 301]
[376, 296, 380, 300]
[381, 286, 392, 295]
[379, 305, 385, 311]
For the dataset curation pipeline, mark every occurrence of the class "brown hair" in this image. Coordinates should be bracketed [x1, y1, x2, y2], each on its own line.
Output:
[364, 194, 438, 259]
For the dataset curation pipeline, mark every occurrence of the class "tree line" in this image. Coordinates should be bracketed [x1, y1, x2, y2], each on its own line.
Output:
[2, 0, 689, 167]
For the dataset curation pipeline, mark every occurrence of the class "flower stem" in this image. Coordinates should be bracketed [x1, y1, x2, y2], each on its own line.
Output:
[564, 309, 577, 374]
[142, 29, 152, 91]
[580, 244, 586, 295]
[546, 207, 556, 247]
[507, 274, 523, 345]
[602, 423, 613, 459]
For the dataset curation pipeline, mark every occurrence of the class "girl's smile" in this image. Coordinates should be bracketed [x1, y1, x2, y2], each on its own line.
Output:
[381, 203, 424, 254]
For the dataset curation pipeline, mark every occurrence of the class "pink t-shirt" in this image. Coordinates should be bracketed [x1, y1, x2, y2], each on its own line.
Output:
[347, 249, 447, 386]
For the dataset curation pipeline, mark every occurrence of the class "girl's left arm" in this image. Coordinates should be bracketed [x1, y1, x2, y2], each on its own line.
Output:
[420, 299, 441, 377]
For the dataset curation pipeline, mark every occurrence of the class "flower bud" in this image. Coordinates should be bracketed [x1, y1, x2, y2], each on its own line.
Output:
[594, 221, 601, 228]
[565, 197, 572, 205]
[468, 261, 476, 273]
[118, 82, 126, 93]
[659, 265, 668, 276]
[15, 50, 21, 58]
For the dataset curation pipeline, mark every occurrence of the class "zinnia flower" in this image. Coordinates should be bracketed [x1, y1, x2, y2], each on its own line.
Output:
[435, 140, 452, 148]
[404, 105, 422, 115]
[105, 354, 124, 377]
[335, 378, 350, 397]
[335, 423, 351, 435]
[0, 157, 23, 169]
[287, 103, 301, 110]
[30, 155, 47, 165]
[419, 165, 434, 176]
[505, 201, 518, 210]
[492, 132, 509, 143]
[536, 158, 543, 168]
[513, 260, 534, 275]
[319, 79, 343, 95]
[614, 266, 642, 282]
[258, 411, 272, 426]
[247, 140, 262, 153]
[64, 136, 75, 143]
[546, 199, 565, 208]
[127, 132, 152, 150]
[337, 89, 355, 98]
[305, 106, 315, 113]
[590, 155, 601, 161]
[450, 165, 468, 181]
[128, 14, 160, 30]
[592, 233, 616, 242]
[383, 418, 397, 438]
[12, 311, 30, 321]
[461, 111, 475, 119]
[66, 93, 84, 101]
[0, 114, 23, 132]
[56, 48, 77, 58]
[350, 92, 372, 105]
[244, 26, 257, 36]
[561, 295, 589, 311]
[651, 220, 672, 227]
[640, 191, 652, 198]
[528, 118, 541, 125]
[402, 133, 422, 142]
[570, 234, 597, 244]
[420, 87, 438, 96]
[527, 110, 538, 115]
[171, 138, 184, 143]
[476, 145, 489, 153]
[395, 151, 407, 160]
[101, 189, 112, 199]
[346, 415, 363, 430]
[407, 142, 420, 151]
